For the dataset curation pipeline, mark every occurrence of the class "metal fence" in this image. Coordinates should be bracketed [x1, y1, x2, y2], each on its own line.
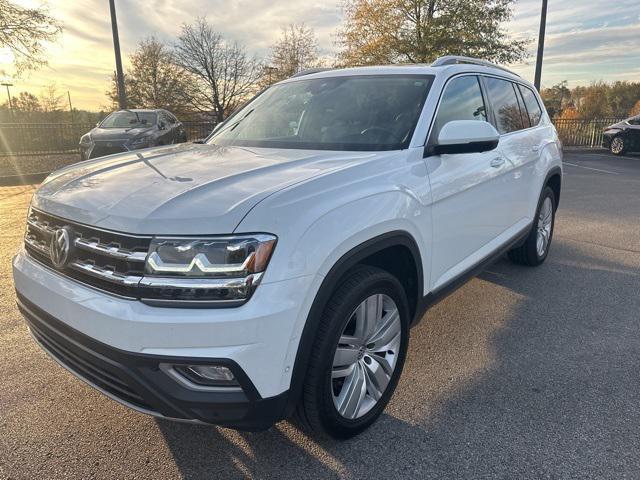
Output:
[0, 121, 217, 156]
[0, 117, 624, 155]
[554, 117, 623, 148]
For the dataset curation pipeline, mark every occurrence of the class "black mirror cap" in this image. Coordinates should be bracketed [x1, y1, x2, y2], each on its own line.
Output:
[424, 139, 499, 157]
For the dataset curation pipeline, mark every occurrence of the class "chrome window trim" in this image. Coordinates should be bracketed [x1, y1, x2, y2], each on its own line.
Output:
[424, 71, 548, 149]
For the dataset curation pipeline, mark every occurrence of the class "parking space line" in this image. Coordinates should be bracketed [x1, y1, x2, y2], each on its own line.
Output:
[579, 153, 639, 161]
[563, 162, 619, 175]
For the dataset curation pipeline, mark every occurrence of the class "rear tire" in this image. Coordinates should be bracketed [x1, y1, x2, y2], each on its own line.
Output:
[295, 265, 410, 439]
[508, 186, 556, 266]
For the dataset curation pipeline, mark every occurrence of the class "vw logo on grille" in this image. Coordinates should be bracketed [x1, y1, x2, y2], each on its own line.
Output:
[50, 227, 72, 269]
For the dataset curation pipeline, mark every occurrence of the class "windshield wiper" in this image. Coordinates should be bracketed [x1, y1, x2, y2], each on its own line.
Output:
[226, 109, 255, 133]
[124, 109, 142, 131]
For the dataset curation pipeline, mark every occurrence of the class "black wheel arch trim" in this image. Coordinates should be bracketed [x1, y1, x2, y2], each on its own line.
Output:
[544, 166, 562, 207]
[285, 231, 424, 416]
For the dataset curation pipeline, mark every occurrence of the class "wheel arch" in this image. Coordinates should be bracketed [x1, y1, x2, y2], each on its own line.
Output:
[285, 231, 423, 415]
[544, 166, 562, 209]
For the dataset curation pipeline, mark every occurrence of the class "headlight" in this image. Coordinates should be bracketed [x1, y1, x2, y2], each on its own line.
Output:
[140, 234, 276, 306]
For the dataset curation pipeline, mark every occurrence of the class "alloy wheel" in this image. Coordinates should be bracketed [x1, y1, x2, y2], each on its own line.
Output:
[536, 196, 553, 257]
[331, 293, 401, 419]
[611, 137, 624, 154]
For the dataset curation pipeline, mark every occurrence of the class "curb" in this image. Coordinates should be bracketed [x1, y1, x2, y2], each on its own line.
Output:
[0, 171, 49, 187]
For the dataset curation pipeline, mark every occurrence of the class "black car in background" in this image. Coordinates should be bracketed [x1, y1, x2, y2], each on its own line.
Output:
[79, 109, 188, 160]
[603, 115, 640, 155]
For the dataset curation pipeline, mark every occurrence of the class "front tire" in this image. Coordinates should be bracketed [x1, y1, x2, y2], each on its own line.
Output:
[508, 186, 556, 266]
[610, 136, 626, 155]
[295, 265, 410, 439]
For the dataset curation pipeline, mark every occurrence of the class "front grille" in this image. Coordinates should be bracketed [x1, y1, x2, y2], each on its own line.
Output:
[90, 142, 127, 158]
[24, 208, 151, 297]
[22, 302, 153, 412]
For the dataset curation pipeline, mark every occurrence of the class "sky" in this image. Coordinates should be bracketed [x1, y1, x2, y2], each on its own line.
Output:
[1, 0, 639, 110]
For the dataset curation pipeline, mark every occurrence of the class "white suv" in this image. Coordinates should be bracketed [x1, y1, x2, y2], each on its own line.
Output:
[13, 56, 562, 439]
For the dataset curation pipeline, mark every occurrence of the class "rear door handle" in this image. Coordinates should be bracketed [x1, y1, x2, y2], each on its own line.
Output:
[490, 157, 505, 168]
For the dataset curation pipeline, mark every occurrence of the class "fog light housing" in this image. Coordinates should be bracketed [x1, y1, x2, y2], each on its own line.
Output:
[174, 365, 240, 388]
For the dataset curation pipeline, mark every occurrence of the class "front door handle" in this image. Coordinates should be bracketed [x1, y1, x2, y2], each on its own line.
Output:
[490, 157, 505, 168]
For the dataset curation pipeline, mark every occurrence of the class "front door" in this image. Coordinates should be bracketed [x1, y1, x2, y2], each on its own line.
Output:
[426, 75, 516, 290]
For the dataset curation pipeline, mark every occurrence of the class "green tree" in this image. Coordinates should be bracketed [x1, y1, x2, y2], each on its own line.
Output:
[608, 81, 640, 117]
[106, 38, 191, 114]
[14, 91, 41, 112]
[540, 81, 570, 119]
[577, 82, 612, 120]
[337, 0, 528, 66]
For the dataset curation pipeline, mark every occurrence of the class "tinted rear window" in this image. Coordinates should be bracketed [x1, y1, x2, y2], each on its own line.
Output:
[518, 85, 543, 127]
[484, 77, 525, 134]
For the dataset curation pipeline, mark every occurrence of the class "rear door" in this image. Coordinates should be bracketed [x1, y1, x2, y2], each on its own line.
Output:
[158, 112, 174, 144]
[482, 76, 537, 229]
[626, 116, 640, 150]
[426, 74, 516, 290]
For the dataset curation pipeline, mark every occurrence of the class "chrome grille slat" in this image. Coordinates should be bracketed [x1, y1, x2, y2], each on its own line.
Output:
[27, 218, 56, 236]
[68, 261, 143, 286]
[24, 208, 151, 297]
[74, 237, 147, 263]
[25, 234, 50, 256]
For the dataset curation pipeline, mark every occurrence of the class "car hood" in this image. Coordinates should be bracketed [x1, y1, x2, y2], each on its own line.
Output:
[90, 126, 156, 141]
[33, 143, 378, 234]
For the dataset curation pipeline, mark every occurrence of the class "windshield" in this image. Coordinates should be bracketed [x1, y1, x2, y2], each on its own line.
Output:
[209, 75, 434, 151]
[100, 111, 157, 129]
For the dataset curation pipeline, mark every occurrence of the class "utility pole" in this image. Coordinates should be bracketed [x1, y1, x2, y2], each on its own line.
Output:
[533, 0, 548, 91]
[1, 82, 14, 118]
[67, 90, 74, 124]
[109, 0, 127, 109]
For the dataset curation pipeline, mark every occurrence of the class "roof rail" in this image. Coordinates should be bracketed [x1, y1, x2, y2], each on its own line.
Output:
[431, 56, 519, 77]
[290, 68, 333, 78]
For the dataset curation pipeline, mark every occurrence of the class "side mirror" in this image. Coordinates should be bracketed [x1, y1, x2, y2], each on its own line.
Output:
[429, 120, 499, 156]
[158, 121, 166, 130]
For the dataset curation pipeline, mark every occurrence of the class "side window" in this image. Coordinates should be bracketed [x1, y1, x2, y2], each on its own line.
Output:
[431, 75, 487, 142]
[484, 77, 525, 134]
[518, 84, 543, 127]
[159, 113, 171, 127]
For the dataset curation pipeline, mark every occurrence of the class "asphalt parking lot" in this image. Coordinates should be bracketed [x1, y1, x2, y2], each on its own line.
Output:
[1, 150, 639, 479]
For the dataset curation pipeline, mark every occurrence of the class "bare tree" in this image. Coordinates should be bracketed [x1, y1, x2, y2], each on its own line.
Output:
[106, 38, 191, 114]
[40, 83, 63, 112]
[266, 24, 321, 84]
[0, 0, 62, 73]
[173, 18, 261, 122]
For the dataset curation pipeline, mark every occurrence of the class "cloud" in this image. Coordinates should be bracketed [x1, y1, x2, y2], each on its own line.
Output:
[1, 0, 639, 108]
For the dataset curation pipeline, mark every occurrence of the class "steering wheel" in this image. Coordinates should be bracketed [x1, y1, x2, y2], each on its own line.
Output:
[359, 126, 402, 143]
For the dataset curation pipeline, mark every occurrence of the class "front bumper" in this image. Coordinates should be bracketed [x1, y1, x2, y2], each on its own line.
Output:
[17, 294, 287, 430]
[13, 250, 317, 429]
